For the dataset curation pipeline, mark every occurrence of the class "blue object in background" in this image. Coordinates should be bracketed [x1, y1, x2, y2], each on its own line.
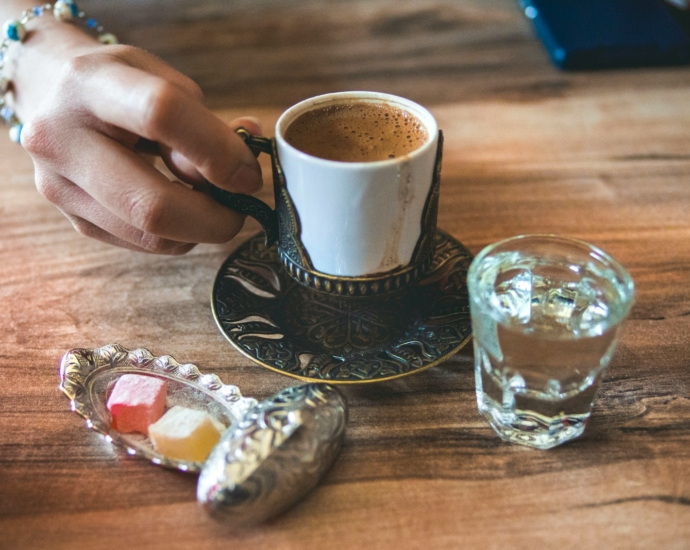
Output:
[520, 0, 690, 69]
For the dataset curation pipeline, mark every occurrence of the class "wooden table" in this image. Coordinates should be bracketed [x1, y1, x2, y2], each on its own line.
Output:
[1, 1, 689, 548]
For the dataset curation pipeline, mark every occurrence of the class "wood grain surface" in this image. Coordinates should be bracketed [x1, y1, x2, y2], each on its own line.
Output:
[1, 1, 689, 548]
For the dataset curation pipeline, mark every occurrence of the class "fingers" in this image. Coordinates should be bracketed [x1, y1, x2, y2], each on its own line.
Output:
[63, 212, 195, 255]
[160, 116, 265, 188]
[114, 47, 266, 187]
[33, 168, 196, 254]
[78, 60, 262, 194]
[21, 48, 267, 253]
[231, 117, 264, 138]
[159, 146, 206, 188]
[113, 47, 265, 186]
[109, 46, 206, 103]
[42, 131, 247, 244]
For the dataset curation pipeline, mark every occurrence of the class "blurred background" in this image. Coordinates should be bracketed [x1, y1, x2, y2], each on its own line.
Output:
[83, 0, 564, 109]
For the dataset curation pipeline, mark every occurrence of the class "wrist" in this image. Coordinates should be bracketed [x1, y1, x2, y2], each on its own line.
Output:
[6, 16, 100, 122]
[2, 2, 118, 138]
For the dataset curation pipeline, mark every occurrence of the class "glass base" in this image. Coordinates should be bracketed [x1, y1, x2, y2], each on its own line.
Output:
[477, 392, 589, 450]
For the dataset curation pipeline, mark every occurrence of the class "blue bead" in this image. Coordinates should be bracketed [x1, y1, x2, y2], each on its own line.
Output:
[32, 6, 44, 16]
[69, 2, 79, 17]
[86, 18, 97, 29]
[9, 124, 22, 144]
[4, 20, 25, 42]
[1, 106, 14, 122]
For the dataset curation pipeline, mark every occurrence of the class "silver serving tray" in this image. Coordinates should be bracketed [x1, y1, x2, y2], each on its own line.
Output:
[59, 344, 257, 473]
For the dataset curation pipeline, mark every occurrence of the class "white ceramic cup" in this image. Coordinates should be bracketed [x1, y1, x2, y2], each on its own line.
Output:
[274, 92, 439, 278]
[207, 91, 441, 295]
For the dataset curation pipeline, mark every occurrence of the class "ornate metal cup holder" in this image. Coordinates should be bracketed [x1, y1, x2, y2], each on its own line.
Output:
[212, 229, 473, 384]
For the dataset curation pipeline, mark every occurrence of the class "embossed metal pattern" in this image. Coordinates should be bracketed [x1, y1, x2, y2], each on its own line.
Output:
[58, 344, 258, 472]
[198, 383, 347, 526]
[410, 131, 443, 265]
[278, 247, 435, 296]
[212, 229, 473, 383]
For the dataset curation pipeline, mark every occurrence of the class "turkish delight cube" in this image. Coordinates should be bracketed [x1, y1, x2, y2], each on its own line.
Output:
[148, 405, 225, 462]
[107, 374, 167, 435]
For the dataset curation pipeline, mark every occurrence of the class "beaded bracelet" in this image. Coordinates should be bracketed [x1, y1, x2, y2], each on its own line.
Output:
[0, 1, 117, 144]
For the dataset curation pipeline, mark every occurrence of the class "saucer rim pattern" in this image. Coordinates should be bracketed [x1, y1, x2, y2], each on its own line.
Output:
[212, 229, 473, 384]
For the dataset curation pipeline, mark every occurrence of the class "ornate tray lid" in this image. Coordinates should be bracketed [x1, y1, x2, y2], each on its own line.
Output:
[198, 383, 347, 526]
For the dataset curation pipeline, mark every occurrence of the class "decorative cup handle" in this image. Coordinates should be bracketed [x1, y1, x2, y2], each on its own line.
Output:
[205, 128, 280, 247]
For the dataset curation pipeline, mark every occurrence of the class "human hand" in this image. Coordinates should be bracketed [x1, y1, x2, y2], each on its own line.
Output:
[13, 20, 262, 254]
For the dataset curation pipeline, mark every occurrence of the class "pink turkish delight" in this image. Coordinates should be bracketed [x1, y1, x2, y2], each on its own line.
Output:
[107, 374, 167, 434]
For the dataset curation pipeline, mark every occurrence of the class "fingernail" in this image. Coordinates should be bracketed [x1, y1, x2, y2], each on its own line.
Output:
[229, 164, 262, 194]
[243, 116, 263, 134]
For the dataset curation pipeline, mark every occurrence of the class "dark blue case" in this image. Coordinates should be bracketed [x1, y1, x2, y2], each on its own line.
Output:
[520, 0, 690, 69]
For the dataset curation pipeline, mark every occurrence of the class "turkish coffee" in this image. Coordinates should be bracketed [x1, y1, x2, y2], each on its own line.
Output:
[284, 101, 429, 162]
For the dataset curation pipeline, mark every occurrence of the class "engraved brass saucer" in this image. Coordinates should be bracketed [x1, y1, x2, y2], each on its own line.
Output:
[212, 229, 473, 384]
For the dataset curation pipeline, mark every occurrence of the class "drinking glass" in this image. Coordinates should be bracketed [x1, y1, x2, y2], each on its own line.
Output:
[467, 235, 635, 449]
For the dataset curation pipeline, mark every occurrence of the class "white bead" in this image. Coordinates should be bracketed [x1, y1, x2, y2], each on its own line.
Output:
[0, 77, 10, 95]
[9, 123, 22, 144]
[53, 1, 76, 21]
[98, 33, 118, 45]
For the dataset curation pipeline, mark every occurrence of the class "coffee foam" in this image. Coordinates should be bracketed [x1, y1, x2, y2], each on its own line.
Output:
[284, 102, 429, 162]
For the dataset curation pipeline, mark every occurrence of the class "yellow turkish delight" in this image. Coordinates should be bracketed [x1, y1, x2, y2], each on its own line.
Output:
[148, 406, 225, 462]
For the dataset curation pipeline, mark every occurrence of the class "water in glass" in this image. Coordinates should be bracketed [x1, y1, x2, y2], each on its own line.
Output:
[471, 248, 630, 449]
